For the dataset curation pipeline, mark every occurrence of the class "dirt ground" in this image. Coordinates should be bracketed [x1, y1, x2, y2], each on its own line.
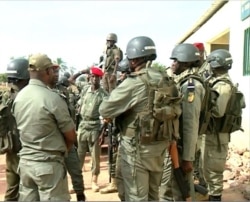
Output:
[0, 138, 249, 201]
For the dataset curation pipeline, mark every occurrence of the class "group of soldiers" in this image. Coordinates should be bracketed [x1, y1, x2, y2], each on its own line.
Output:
[0, 32, 241, 202]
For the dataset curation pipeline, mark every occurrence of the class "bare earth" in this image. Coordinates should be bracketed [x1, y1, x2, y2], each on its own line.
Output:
[0, 134, 249, 201]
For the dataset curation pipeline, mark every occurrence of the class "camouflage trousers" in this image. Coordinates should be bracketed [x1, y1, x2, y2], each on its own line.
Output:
[102, 72, 117, 93]
[4, 151, 20, 201]
[202, 133, 230, 196]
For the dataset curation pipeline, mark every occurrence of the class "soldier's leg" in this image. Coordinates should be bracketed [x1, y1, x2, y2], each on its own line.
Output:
[4, 152, 20, 201]
[159, 150, 174, 201]
[115, 145, 125, 201]
[77, 129, 89, 170]
[90, 130, 101, 192]
[102, 73, 110, 92]
[203, 134, 229, 201]
[121, 157, 150, 201]
[65, 146, 85, 200]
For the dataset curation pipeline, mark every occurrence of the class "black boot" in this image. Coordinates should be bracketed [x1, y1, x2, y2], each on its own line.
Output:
[209, 195, 221, 201]
[76, 193, 86, 201]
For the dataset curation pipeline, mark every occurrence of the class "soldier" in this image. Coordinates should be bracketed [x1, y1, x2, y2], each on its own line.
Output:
[12, 53, 76, 201]
[202, 49, 237, 201]
[0, 58, 29, 201]
[77, 66, 109, 192]
[55, 76, 86, 201]
[99, 58, 130, 196]
[159, 43, 205, 201]
[101, 33, 123, 93]
[99, 36, 176, 201]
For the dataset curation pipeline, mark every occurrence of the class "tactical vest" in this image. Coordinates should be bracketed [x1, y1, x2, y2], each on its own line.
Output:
[133, 68, 182, 144]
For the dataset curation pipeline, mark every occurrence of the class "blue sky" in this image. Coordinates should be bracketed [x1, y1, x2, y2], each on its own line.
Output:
[0, 0, 213, 73]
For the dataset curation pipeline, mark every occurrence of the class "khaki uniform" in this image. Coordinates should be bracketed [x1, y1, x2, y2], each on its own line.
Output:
[1, 87, 21, 201]
[77, 85, 108, 175]
[102, 45, 122, 93]
[160, 67, 205, 201]
[202, 73, 232, 196]
[12, 79, 74, 201]
[99, 66, 168, 201]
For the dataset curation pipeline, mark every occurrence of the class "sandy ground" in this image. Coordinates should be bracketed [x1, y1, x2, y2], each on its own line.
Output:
[0, 132, 249, 201]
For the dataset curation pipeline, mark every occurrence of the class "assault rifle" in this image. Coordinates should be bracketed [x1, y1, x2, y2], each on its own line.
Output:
[169, 140, 208, 201]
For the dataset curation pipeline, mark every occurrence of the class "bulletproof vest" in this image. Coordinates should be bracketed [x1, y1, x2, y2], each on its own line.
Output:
[134, 67, 182, 144]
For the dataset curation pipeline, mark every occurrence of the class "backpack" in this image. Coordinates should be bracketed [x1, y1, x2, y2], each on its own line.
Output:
[212, 79, 245, 134]
[135, 67, 182, 144]
[0, 97, 14, 154]
[179, 74, 219, 136]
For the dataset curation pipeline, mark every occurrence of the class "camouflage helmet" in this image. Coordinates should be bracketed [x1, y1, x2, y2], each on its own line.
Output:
[64, 72, 71, 79]
[106, 33, 117, 42]
[118, 58, 130, 73]
[6, 58, 30, 80]
[126, 36, 157, 60]
[207, 49, 233, 69]
[170, 43, 200, 62]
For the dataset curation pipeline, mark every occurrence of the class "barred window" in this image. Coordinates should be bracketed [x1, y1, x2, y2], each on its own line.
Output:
[243, 27, 250, 76]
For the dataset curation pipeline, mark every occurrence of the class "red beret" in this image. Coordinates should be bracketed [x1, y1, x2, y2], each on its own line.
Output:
[193, 42, 205, 51]
[90, 66, 104, 77]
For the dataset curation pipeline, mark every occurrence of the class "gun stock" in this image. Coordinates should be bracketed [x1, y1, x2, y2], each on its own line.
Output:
[169, 140, 191, 201]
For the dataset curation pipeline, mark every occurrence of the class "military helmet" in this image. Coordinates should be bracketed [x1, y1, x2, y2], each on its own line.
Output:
[118, 58, 130, 73]
[6, 58, 30, 80]
[207, 49, 233, 69]
[170, 43, 200, 62]
[64, 72, 71, 79]
[58, 75, 70, 87]
[126, 36, 157, 60]
[106, 33, 117, 42]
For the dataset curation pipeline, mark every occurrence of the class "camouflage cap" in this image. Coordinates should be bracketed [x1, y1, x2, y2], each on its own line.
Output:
[28, 53, 59, 71]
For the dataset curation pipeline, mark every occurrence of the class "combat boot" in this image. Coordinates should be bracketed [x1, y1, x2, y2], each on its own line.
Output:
[100, 177, 118, 194]
[208, 195, 221, 201]
[76, 193, 86, 201]
[91, 175, 99, 192]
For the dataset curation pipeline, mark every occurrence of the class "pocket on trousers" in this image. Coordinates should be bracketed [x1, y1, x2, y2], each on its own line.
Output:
[35, 164, 53, 177]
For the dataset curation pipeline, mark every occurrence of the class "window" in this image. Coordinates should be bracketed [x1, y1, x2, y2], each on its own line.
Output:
[243, 27, 250, 76]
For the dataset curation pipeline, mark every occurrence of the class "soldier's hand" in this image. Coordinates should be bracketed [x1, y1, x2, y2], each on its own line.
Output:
[181, 160, 193, 174]
[109, 74, 116, 83]
[98, 134, 105, 146]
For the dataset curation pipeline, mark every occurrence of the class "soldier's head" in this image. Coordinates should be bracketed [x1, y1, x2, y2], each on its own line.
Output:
[106, 33, 117, 48]
[170, 43, 200, 75]
[207, 49, 232, 75]
[58, 75, 70, 87]
[6, 58, 30, 89]
[126, 36, 157, 72]
[118, 58, 130, 74]
[28, 53, 60, 88]
[63, 72, 71, 79]
[89, 66, 103, 89]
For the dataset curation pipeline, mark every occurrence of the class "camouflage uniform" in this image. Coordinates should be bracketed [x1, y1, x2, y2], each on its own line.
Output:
[202, 73, 232, 199]
[77, 83, 108, 191]
[159, 67, 205, 201]
[100, 66, 169, 201]
[102, 44, 122, 93]
[1, 88, 21, 201]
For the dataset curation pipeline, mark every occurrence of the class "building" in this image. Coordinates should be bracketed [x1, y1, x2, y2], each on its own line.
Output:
[176, 0, 250, 147]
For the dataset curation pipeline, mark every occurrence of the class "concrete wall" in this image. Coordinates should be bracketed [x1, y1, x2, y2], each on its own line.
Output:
[183, 1, 250, 147]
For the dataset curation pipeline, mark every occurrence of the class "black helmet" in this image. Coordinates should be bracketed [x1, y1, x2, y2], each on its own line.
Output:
[58, 76, 70, 87]
[118, 58, 130, 73]
[170, 43, 200, 62]
[126, 36, 157, 60]
[64, 72, 71, 79]
[207, 49, 233, 69]
[6, 58, 29, 80]
[106, 33, 117, 42]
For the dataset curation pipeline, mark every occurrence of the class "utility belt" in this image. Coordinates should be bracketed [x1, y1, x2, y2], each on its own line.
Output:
[83, 117, 100, 121]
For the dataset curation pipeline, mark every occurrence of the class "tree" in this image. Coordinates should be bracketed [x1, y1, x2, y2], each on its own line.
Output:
[151, 62, 168, 72]
[54, 58, 76, 76]
[0, 74, 7, 83]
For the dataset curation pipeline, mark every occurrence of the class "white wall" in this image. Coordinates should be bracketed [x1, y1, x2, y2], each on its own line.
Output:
[183, 1, 250, 147]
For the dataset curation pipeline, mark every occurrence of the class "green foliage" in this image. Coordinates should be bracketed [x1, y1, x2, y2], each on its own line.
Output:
[0, 74, 7, 83]
[54, 58, 76, 76]
[151, 62, 167, 73]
